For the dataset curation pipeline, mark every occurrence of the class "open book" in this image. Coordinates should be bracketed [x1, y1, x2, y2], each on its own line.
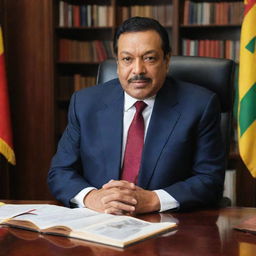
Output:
[0, 204, 177, 248]
[234, 215, 256, 235]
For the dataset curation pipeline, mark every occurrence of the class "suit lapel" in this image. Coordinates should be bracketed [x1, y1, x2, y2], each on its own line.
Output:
[138, 80, 181, 188]
[96, 81, 124, 181]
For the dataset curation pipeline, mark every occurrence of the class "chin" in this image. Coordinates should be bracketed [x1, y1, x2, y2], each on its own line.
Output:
[130, 91, 152, 100]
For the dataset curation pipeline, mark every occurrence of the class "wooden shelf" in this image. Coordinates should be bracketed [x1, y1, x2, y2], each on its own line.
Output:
[56, 26, 113, 30]
[57, 61, 101, 65]
[180, 24, 242, 28]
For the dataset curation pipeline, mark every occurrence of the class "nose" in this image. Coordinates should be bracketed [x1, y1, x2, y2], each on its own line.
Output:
[133, 58, 146, 75]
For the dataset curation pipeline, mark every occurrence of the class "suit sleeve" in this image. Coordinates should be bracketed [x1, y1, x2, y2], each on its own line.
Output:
[164, 94, 226, 210]
[48, 92, 92, 207]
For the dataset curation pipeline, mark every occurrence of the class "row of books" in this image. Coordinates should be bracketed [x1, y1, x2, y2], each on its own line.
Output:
[183, 1, 244, 25]
[59, 39, 114, 62]
[58, 75, 96, 99]
[58, 2, 173, 28]
[59, 1, 114, 27]
[182, 39, 240, 62]
[117, 5, 172, 26]
[73, 75, 96, 91]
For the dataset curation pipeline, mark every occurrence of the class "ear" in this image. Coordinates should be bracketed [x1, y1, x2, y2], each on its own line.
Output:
[165, 53, 171, 72]
[116, 58, 119, 75]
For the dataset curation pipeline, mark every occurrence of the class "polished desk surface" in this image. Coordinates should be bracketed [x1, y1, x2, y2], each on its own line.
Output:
[1, 201, 256, 256]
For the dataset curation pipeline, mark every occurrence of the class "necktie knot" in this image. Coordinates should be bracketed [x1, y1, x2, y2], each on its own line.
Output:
[134, 101, 147, 114]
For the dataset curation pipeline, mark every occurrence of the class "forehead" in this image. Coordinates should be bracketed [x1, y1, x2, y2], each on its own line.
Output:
[117, 30, 163, 54]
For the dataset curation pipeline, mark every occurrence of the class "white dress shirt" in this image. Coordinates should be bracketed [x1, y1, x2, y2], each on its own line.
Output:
[71, 92, 179, 211]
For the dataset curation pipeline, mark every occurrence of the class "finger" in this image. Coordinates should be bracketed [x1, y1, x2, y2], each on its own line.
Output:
[104, 207, 124, 215]
[104, 201, 136, 213]
[103, 180, 135, 190]
[105, 208, 134, 216]
[101, 192, 137, 206]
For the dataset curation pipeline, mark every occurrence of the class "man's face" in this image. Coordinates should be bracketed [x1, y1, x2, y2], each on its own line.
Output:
[117, 30, 170, 100]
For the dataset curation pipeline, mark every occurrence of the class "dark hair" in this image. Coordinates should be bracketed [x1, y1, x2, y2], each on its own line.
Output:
[113, 16, 171, 57]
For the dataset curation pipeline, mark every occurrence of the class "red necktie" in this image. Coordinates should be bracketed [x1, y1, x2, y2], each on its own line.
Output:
[121, 101, 147, 183]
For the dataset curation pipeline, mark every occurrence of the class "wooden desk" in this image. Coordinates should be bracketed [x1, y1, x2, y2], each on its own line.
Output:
[1, 201, 256, 256]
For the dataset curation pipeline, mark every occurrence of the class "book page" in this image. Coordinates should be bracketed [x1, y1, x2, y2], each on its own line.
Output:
[0, 204, 53, 221]
[8, 205, 116, 231]
[234, 216, 256, 234]
[84, 217, 150, 240]
[75, 215, 176, 242]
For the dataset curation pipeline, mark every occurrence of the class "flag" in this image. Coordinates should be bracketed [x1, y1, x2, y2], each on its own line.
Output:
[0, 26, 15, 165]
[238, 0, 256, 177]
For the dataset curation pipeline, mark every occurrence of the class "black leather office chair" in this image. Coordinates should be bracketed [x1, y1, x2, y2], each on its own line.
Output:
[97, 56, 235, 205]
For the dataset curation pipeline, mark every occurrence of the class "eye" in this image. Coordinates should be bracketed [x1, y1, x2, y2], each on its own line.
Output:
[144, 56, 157, 62]
[121, 57, 132, 64]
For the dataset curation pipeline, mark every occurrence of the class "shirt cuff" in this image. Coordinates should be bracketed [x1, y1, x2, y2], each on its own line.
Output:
[154, 189, 180, 212]
[70, 187, 96, 208]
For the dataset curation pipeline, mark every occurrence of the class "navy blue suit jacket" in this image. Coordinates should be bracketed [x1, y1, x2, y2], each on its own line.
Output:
[48, 77, 225, 210]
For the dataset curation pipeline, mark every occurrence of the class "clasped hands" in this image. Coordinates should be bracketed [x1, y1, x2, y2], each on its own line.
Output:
[84, 180, 160, 215]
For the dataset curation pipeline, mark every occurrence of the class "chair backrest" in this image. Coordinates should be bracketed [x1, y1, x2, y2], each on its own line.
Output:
[97, 56, 235, 159]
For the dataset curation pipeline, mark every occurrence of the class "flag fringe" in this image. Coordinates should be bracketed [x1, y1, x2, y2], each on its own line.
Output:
[0, 138, 16, 165]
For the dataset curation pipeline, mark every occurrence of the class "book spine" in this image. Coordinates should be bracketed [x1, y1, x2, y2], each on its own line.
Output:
[73, 5, 80, 27]
[59, 0, 64, 27]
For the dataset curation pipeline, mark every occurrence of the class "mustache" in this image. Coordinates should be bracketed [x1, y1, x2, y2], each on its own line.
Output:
[128, 75, 152, 83]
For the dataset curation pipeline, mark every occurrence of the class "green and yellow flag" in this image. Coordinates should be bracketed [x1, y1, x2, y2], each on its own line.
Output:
[238, 0, 256, 177]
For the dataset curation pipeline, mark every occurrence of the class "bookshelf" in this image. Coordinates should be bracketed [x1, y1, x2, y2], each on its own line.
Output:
[53, 0, 242, 141]
[53, 0, 177, 138]
[3, 0, 254, 206]
[54, 0, 115, 138]
[180, 0, 243, 61]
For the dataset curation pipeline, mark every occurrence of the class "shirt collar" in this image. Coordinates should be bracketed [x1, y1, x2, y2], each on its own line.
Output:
[124, 92, 156, 112]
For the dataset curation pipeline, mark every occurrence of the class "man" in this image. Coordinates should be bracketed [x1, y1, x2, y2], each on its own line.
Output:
[48, 17, 225, 214]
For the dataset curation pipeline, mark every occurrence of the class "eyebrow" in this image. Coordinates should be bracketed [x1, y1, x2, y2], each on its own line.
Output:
[120, 50, 158, 55]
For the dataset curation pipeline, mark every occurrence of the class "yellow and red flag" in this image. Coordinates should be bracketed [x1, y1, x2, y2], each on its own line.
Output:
[238, 0, 256, 177]
[0, 26, 15, 165]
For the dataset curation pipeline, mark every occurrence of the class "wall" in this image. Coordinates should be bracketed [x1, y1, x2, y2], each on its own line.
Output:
[2, 0, 55, 199]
